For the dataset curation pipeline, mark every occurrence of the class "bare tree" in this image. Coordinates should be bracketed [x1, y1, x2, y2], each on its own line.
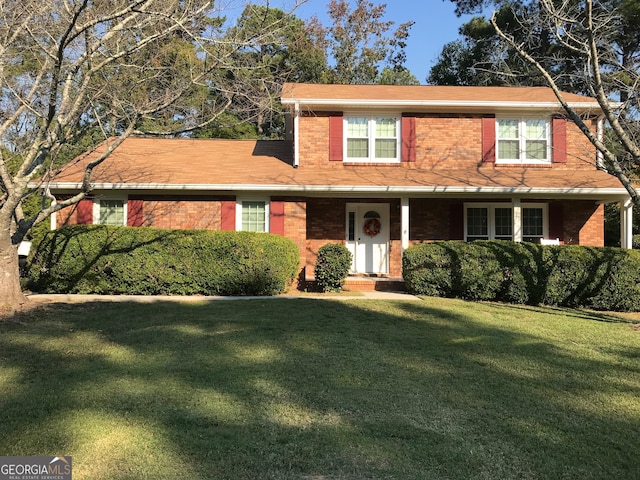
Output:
[0, 0, 306, 313]
[490, 0, 640, 203]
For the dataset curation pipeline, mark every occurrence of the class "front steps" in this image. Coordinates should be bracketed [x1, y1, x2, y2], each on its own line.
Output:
[303, 275, 406, 292]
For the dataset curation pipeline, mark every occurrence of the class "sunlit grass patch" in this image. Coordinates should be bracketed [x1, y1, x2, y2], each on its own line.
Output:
[1, 297, 639, 479]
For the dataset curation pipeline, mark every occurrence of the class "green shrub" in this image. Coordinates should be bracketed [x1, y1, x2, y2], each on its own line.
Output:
[402, 242, 454, 297]
[484, 241, 540, 305]
[28, 225, 300, 296]
[454, 242, 503, 301]
[403, 240, 640, 311]
[587, 250, 640, 311]
[314, 243, 352, 292]
[403, 241, 503, 300]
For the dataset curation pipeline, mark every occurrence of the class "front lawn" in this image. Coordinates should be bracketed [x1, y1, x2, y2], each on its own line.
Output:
[1, 298, 639, 479]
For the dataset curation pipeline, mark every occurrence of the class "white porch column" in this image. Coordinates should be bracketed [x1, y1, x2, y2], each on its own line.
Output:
[512, 197, 522, 242]
[620, 198, 633, 249]
[401, 197, 410, 252]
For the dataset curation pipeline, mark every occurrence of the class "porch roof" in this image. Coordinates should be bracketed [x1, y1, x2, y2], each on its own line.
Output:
[48, 137, 627, 200]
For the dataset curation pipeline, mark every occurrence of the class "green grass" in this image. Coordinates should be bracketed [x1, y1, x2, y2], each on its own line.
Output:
[1, 297, 639, 479]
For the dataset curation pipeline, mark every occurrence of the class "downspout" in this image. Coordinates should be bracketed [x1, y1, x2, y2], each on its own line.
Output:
[596, 115, 604, 169]
[294, 102, 300, 168]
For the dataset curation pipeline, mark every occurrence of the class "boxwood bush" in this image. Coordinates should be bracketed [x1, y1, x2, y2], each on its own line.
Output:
[314, 243, 352, 292]
[28, 225, 300, 296]
[403, 240, 640, 311]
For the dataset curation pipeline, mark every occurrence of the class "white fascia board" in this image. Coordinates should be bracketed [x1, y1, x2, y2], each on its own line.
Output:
[44, 182, 629, 198]
[281, 98, 604, 111]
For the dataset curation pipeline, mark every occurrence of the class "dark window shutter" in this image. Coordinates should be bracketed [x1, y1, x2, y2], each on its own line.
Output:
[127, 198, 144, 227]
[329, 113, 343, 161]
[270, 200, 285, 235]
[401, 115, 416, 162]
[552, 117, 567, 163]
[449, 203, 464, 240]
[76, 198, 93, 224]
[482, 115, 496, 163]
[548, 202, 564, 240]
[221, 200, 236, 230]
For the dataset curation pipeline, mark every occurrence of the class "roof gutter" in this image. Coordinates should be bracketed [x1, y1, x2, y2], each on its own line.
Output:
[281, 98, 606, 111]
[42, 182, 630, 198]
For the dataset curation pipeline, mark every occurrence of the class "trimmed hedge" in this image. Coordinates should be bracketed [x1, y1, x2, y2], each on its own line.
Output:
[314, 243, 352, 292]
[403, 241, 640, 311]
[28, 225, 300, 296]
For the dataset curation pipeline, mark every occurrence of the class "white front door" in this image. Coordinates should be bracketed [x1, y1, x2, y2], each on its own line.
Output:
[346, 203, 389, 274]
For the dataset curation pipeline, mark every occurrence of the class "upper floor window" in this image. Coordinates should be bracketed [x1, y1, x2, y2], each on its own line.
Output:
[345, 115, 400, 163]
[497, 118, 550, 164]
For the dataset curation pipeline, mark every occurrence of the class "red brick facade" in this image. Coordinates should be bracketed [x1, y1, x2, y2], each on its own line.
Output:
[297, 112, 597, 171]
[52, 85, 627, 287]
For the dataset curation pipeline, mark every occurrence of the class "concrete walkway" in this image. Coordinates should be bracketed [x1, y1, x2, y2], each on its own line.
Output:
[26, 290, 422, 304]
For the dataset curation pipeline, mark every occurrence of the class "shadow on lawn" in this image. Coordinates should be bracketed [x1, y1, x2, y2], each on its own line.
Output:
[1, 298, 639, 479]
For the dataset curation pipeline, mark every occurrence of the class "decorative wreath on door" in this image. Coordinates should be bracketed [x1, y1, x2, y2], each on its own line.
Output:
[363, 218, 381, 237]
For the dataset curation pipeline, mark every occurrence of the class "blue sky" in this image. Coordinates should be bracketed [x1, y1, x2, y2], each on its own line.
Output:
[286, 0, 487, 83]
[220, 0, 489, 83]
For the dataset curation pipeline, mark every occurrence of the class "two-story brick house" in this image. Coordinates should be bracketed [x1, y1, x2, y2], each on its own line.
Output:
[48, 83, 632, 286]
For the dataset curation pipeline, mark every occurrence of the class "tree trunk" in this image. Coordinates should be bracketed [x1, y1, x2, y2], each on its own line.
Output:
[0, 232, 28, 315]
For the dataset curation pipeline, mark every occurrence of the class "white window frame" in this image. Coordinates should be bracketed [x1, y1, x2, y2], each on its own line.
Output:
[344, 114, 401, 163]
[93, 196, 128, 226]
[464, 202, 548, 243]
[236, 198, 270, 232]
[496, 117, 551, 164]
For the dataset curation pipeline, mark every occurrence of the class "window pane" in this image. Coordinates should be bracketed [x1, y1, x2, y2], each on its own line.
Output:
[523, 208, 543, 237]
[494, 208, 513, 238]
[526, 119, 547, 139]
[347, 117, 368, 137]
[347, 138, 368, 157]
[467, 208, 488, 237]
[376, 118, 396, 137]
[498, 119, 518, 138]
[99, 200, 124, 226]
[498, 140, 520, 160]
[348, 212, 355, 241]
[526, 140, 547, 160]
[242, 201, 266, 232]
[375, 138, 397, 158]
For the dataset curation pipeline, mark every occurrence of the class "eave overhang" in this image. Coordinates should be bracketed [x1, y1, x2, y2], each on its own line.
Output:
[43, 182, 630, 201]
[280, 98, 604, 113]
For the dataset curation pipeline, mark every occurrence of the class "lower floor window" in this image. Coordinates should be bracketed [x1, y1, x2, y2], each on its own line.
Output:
[464, 203, 547, 243]
[238, 199, 269, 232]
[97, 199, 125, 226]
[523, 207, 544, 242]
[466, 207, 489, 241]
[494, 207, 513, 241]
